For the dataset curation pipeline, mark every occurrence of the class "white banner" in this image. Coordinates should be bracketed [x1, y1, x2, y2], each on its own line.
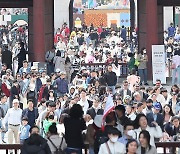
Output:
[152, 45, 166, 84]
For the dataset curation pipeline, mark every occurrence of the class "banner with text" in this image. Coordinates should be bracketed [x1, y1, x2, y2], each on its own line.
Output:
[152, 45, 166, 84]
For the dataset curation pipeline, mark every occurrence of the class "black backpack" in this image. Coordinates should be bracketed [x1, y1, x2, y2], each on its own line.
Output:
[48, 137, 65, 154]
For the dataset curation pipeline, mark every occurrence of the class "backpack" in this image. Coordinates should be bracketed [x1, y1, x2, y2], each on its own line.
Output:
[48, 137, 65, 154]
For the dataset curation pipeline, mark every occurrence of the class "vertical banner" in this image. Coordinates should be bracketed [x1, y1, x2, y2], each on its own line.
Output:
[152, 45, 166, 84]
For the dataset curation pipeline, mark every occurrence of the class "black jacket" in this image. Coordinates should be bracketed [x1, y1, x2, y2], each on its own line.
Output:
[104, 71, 117, 86]
[21, 134, 51, 154]
[2, 49, 12, 68]
[22, 108, 39, 127]
[64, 117, 86, 148]
[164, 122, 180, 137]
[17, 47, 27, 68]
[146, 112, 164, 130]
[87, 107, 104, 119]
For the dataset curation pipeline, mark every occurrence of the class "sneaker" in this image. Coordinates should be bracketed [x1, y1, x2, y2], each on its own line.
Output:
[2, 140, 6, 143]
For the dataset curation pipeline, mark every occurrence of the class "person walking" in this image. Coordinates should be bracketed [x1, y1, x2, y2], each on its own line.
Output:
[17, 42, 27, 71]
[53, 50, 65, 73]
[3, 99, 22, 144]
[47, 123, 67, 154]
[104, 64, 117, 95]
[2, 45, 12, 70]
[136, 47, 148, 85]
[64, 104, 86, 154]
[22, 99, 39, 127]
[171, 49, 180, 85]
[45, 46, 56, 75]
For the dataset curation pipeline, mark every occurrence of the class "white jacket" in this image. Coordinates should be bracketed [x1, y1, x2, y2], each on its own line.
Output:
[134, 126, 163, 146]
[98, 140, 126, 154]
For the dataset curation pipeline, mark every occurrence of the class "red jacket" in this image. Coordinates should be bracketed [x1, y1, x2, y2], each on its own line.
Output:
[1, 83, 10, 97]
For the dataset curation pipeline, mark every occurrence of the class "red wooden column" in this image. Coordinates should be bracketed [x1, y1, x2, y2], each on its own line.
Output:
[33, 0, 45, 62]
[138, 0, 159, 79]
[146, 0, 158, 79]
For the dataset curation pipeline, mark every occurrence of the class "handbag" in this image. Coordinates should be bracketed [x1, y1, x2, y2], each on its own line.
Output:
[134, 59, 140, 66]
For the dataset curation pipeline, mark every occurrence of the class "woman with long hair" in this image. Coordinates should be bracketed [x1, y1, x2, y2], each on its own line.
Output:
[168, 92, 180, 114]
[64, 104, 86, 154]
[64, 54, 71, 82]
[133, 114, 162, 147]
[137, 130, 157, 154]
[162, 104, 174, 125]
[136, 47, 148, 85]
[170, 84, 179, 94]
[126, 139, 138, 154]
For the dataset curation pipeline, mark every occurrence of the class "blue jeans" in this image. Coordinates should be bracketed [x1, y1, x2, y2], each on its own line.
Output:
[47, 62, 54, 75]
[1, 121, 8, 141]
[172, 66, 180, 85]
[89, 146, 94, 154]
[65, 147, 82, 154]
[138, 69, 147, 84]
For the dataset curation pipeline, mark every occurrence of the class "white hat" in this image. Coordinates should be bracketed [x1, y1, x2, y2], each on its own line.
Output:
[94, 115, 103, 128]
[13, 99, 19, 104]
[55, 69, 61, 73]
[31, 66, 36, 70]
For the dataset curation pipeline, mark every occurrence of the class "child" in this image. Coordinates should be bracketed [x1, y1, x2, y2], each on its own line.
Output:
[19, 117, 31, 144]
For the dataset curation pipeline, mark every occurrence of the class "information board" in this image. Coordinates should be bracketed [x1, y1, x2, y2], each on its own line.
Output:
[152, 45, 166, 84]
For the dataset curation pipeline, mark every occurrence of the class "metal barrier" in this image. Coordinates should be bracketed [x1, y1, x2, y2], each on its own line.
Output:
[81, 62, 128, 78]
[0, 142, 180, 154]
[155, 142, 180, 154]
[0, 144, 22, 154]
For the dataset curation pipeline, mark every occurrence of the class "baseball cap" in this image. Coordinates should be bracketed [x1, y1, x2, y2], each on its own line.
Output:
[153, 102, 161, 110]
[22, 117, 28, 121]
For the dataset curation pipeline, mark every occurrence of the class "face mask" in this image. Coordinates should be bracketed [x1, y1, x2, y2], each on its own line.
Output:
[147, 106, 152, 110]
[143, 50, 147, 54]
[127, 130, 135, 138]
[48, 115, 54, 120]
[110, 136, 118, 143]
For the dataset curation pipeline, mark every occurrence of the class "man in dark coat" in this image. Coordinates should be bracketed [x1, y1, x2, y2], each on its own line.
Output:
[17, 42, 27, 70]
[2, 45, 12, 70]
[146, 102, 164, 130]
[86, 98, 104, 119]
[22, 99, 39, 127]
[104, 64, 117, 95]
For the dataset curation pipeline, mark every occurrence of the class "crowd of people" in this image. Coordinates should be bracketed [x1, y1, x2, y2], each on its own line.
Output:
[0, 8, 28, 15]
[0, 21, 179, 154]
